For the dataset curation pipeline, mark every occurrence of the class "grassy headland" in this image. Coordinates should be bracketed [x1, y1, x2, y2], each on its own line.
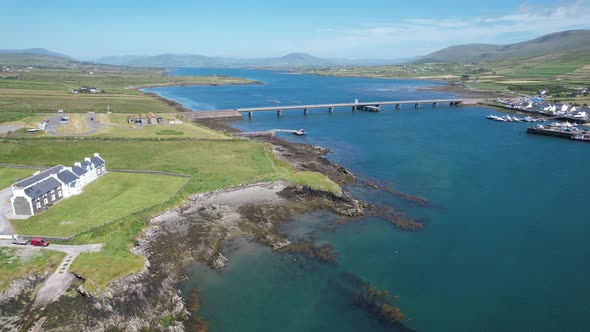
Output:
[0, 248, 65, 291]
[303, 51, 589, 103]
[0, 61, 342, 292]
[0, 167, 34, 188]
[302, 31, 590, 104]
[0, 138, 339, 289]
[0, 65, 252, 123]
[11, 172, 188, 237]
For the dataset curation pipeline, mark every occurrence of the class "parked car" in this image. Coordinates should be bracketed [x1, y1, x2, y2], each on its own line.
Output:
[30, 238, 49, 247]
[12, 237, 28, 245]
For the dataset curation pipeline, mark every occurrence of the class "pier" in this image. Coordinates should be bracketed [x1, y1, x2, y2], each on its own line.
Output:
[526, 126, 590, 139]
[235, 129, 305, 138]
[180, 98, 483, 120]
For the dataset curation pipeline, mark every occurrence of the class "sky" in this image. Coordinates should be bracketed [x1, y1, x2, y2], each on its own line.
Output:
[2, 0, 590, 60]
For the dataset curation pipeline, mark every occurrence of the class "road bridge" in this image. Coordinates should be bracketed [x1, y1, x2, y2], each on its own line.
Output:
[180, 98, 484, 120]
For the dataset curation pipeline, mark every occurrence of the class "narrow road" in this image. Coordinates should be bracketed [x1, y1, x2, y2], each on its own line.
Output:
[44, 114, 61, 135]
[45, 112, 99, 136]
[86, 112, 98, 132]
[0, 187, 15, 235]
[0, 241, 103, 307]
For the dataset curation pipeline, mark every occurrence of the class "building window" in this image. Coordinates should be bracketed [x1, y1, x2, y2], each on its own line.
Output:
[51, 194, 55, 201]
[57, 190, 62, 197]
[44, 198, 48, 205]
[36, 202, 41, 209]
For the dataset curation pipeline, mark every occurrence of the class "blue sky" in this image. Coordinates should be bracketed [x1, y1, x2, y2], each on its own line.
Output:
[2, 0, 589, 59]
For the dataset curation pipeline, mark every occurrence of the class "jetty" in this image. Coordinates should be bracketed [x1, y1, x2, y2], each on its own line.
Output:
[180, 98, 483, 120]
[526, 126, 590, 140]
[236, 128, 305, 138]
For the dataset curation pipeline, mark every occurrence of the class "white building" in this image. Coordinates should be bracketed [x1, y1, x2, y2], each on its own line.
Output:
[10, 153, 106, 216]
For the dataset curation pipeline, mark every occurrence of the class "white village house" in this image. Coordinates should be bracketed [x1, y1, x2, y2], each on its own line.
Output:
[10, 153, 106, 216]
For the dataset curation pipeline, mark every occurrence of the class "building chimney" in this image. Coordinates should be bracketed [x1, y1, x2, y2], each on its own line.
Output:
[74, 162, 81, 167]
[94, 152, 100, 158]
[84, 158, 91, 163]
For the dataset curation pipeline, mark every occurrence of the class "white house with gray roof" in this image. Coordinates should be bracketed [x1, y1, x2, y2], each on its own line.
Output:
[10, 153, 106, 216]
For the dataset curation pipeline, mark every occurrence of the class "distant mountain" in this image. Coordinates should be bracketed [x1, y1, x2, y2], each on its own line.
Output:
[0, 54, 78, 67]
[97, 54, 223, 67]
[0, 48, 79, 67]
[96, 52, 401, 68]
[0, 48, 72, 59]
[416, 30, 590, 64]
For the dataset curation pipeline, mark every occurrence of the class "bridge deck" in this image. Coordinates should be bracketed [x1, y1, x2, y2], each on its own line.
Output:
[180, 99, 483, 119]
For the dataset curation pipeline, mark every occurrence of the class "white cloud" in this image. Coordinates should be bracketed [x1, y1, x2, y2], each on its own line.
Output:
[302, 0, 590, 59]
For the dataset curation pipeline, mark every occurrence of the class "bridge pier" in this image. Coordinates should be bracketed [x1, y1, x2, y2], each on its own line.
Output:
[415, 103, 420, 108]
[352, 106, 357, 112]
[329, 107, 334, 113]
[248, 111, 253, 118]
[304, 108, 309, 115]
[433, 102, 438, 107]
[395, 104, 400, 110]
[277, 110, 282, 117]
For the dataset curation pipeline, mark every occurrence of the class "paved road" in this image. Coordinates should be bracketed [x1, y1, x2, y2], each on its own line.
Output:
[45, 114, 61, 135]
[0, 187, 15, 235]
[0, 124, 22, 134]
[0, 241, 103, 307]
[45, 112, 99, 136]
[86, 112, 98, 132]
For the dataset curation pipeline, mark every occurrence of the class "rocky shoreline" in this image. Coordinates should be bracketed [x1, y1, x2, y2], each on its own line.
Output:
[0, 86, 434, 330]
[0, 117, 370, 331]
[418, 80, 510, 99]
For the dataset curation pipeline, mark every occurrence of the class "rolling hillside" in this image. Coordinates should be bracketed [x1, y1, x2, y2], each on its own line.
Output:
[418, 30, 590, 64]
[0, 53, 78, 67]
[96, 52, 337, 68]
[0, 48, 71, 59]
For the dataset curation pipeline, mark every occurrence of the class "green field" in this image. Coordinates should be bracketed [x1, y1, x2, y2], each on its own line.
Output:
[0, 140, 337, 195]
[11, 172, 188, 237]
[0, 88, 178, 115]
[0, 167, 34, 188]
[0, 139, 339, 289]
[0, 61, 341, 292]
[304, 51, 589, 101]
[0, 248, 65, 290]
[0, 67, 252, 94]
[93, 113, 229, 139]
[0, 65, 253, 123]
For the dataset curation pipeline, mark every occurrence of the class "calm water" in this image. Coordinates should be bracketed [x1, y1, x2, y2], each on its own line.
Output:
[146, 68, 590, 332]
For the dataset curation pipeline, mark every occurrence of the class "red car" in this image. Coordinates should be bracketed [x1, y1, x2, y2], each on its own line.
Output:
[30, 238, 49, 247]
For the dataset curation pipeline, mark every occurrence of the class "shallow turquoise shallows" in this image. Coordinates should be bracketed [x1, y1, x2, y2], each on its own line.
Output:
[146, 68, 590, 332]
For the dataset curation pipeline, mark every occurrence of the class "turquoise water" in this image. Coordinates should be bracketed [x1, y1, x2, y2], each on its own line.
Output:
[147, 69, 590, 331]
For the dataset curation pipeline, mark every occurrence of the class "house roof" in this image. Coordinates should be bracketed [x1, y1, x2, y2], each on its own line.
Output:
[72, 165, 88, 176]
[57, 170, 79, 184]
[14, 165, 64, 189]
[91, 156, 105, 167]
[24, 177, 61, 199]
[82, 160, 92, 169]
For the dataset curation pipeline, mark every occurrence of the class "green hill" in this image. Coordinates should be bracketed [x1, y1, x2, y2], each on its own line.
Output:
[0, 53, 78, 67]
[418, 30, 590, 64]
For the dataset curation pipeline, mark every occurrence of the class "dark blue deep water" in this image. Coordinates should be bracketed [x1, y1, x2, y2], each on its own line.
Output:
[146, 68, 590, 332]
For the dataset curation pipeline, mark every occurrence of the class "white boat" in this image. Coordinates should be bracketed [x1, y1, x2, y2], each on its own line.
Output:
[293, 129, 305, 136]
[572, 134, 590, 142]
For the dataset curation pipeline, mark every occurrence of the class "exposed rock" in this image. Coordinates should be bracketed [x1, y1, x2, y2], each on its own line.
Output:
[211, 253, 228, 269]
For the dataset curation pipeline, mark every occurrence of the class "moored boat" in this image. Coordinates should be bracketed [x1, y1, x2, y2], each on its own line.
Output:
[293, 129, 305, 136]
[571, 134, 590, 142]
